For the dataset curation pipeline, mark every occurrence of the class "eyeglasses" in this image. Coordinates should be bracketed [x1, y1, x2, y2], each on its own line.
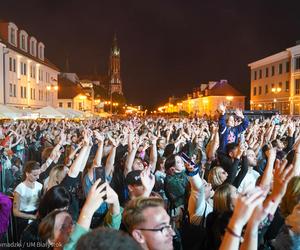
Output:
[137, 225, 174, 236]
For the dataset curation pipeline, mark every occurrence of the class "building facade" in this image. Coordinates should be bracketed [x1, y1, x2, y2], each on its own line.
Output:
[249, 43, 300, 115]
[0, 21, 59, 108]
[162, 80, 245, 115]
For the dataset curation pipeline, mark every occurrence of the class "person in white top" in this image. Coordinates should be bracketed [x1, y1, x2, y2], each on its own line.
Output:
[13, 160, 42, 240]
[237, 149, 260, 193]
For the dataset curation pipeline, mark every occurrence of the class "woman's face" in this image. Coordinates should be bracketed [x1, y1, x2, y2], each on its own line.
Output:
[218, 168, 228, 183]
[26, 169, 40, 182]
[174, 155, 185, 173]
[203, 179, 214, 200]
[53, 212, 74, 246]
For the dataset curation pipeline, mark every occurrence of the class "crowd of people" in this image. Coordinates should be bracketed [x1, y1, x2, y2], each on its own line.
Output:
[0, 103, 299, 250]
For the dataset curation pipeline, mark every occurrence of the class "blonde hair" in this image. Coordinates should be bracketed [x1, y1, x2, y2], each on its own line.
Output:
[123, 197, 164, 233]
[213, 183, 234, 213]
[281, 176, 300, 217]
[46, 165, 67, 191]
[208, 167, 225, 190]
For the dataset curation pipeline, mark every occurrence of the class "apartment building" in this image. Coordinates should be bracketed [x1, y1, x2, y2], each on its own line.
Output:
[0, 21, 59, 108]
[249, 43, 300, 114]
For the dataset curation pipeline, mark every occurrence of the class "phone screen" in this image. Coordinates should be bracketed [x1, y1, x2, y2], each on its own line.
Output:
[180, 152, 196, 166]
[94, 167, 107, 199]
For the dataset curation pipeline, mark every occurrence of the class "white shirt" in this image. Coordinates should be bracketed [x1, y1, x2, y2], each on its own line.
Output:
[238, 167, 260, 194]
[14, 181, 43, 212]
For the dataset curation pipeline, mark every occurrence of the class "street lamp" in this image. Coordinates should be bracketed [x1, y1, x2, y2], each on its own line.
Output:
[46, 84, 58, 106]
[271, 87, 281, 110]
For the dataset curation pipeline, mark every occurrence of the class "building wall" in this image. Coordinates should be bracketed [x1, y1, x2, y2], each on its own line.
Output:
[0, 43, 5, 104]
[250, 44, 300, 115]
[179, 96, 245, 115]
[5, 49, 59, 108]
[0, 21, 59, 109]
[58, 95, 92, 111]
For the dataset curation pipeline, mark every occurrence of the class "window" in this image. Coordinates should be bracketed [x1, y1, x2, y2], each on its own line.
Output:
[253, 87, 257, 96]
[67, 102, 72, 108]
[272, 66, 275, 76]
[296, 79, 300, 95]
[20, 62, 27, 75]
[279, 63, 283, 74]
[295, 57, 300, 71]
[24, 87, 27, 98]
[9, 58, 12, 71]
[21, 35, 25, 50]
[13, 59, 16, 72]
[258, 86, 262, 95]
[259, 69, 262, 79]
[39, 69, 43, 81]
[20, 86, 23, 98]
[254, 71, 257, 80]
[279, 82, 282, 89]
[79, 102, 83, 110]
[286, 62, 290, 73]
[265, 68, 269, 77]
[265, 84, 268, 94]
[13, 84, 16, 97]
[286, 81, 289, 92]
[10, 27, 16, 45]
[59, 102, 63, 108]
[9, 83, 13, 97]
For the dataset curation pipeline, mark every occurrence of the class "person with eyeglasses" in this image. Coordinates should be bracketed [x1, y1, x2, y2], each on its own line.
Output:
[123, 197, 175, 250]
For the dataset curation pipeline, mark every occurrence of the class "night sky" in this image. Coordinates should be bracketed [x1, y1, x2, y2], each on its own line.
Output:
[1, 0, 300, 109]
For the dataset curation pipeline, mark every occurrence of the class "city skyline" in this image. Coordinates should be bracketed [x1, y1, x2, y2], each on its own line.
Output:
[1, 0, 300, 109]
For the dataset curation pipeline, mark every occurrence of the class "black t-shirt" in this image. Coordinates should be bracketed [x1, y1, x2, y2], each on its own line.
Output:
[110, 168, 127, 207]
[59, 173, 83, 221]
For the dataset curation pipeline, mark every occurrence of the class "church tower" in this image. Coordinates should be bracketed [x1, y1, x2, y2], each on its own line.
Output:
[109, 34, 122, 95]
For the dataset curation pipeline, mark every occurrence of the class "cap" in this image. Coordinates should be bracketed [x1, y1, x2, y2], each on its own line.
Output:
[126, 170, 143, 186]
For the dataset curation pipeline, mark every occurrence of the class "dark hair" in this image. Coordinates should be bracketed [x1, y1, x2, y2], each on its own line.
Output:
[226, 143, 238, 155]
[23, 161, 40, 180]
[163, 143, 175, 158]
[38, 186, 71, 219]
[76, 228, 142, 250]
[164, 154, 175, 170]
[39, 209, 68, 242]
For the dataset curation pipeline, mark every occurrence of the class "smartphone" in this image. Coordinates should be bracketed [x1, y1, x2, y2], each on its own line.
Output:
[94, 167, 107, 199]
[180, 152, 196, 166]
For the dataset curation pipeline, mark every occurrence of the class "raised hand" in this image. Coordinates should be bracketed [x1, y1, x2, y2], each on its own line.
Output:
[272, 159, 294, 198]
[218, 103, 226, 114]
[140, 167, 155, 197]
[94, 130, 105, 143]
[234, 108, 244, 119]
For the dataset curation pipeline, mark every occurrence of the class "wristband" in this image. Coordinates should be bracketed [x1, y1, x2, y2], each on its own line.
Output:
[226, 227, 244, 242]
[185, 166, 200, 177]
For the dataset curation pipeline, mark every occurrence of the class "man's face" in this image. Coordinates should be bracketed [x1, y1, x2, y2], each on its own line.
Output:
[158, 139, 166, 150]
[134, 206, 174, 250]
[247, 149, 257, 167]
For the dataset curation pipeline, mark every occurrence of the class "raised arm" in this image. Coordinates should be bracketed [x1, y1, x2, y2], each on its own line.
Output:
[149, 134, 158, 173]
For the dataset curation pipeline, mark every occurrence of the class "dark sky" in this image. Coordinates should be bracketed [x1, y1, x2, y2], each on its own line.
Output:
[1, 0, 300, 109]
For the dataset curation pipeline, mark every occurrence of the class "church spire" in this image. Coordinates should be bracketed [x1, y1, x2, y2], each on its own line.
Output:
[112, 33, 120, 56]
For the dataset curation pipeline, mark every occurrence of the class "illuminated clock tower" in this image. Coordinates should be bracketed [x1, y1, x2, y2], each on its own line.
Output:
[109, 34, 122, 95]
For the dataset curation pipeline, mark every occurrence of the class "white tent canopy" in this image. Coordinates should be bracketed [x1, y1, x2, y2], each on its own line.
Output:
[0, 105, 23, 119]
[34, 106, 65, 119]
[56, 108, 85, 119]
